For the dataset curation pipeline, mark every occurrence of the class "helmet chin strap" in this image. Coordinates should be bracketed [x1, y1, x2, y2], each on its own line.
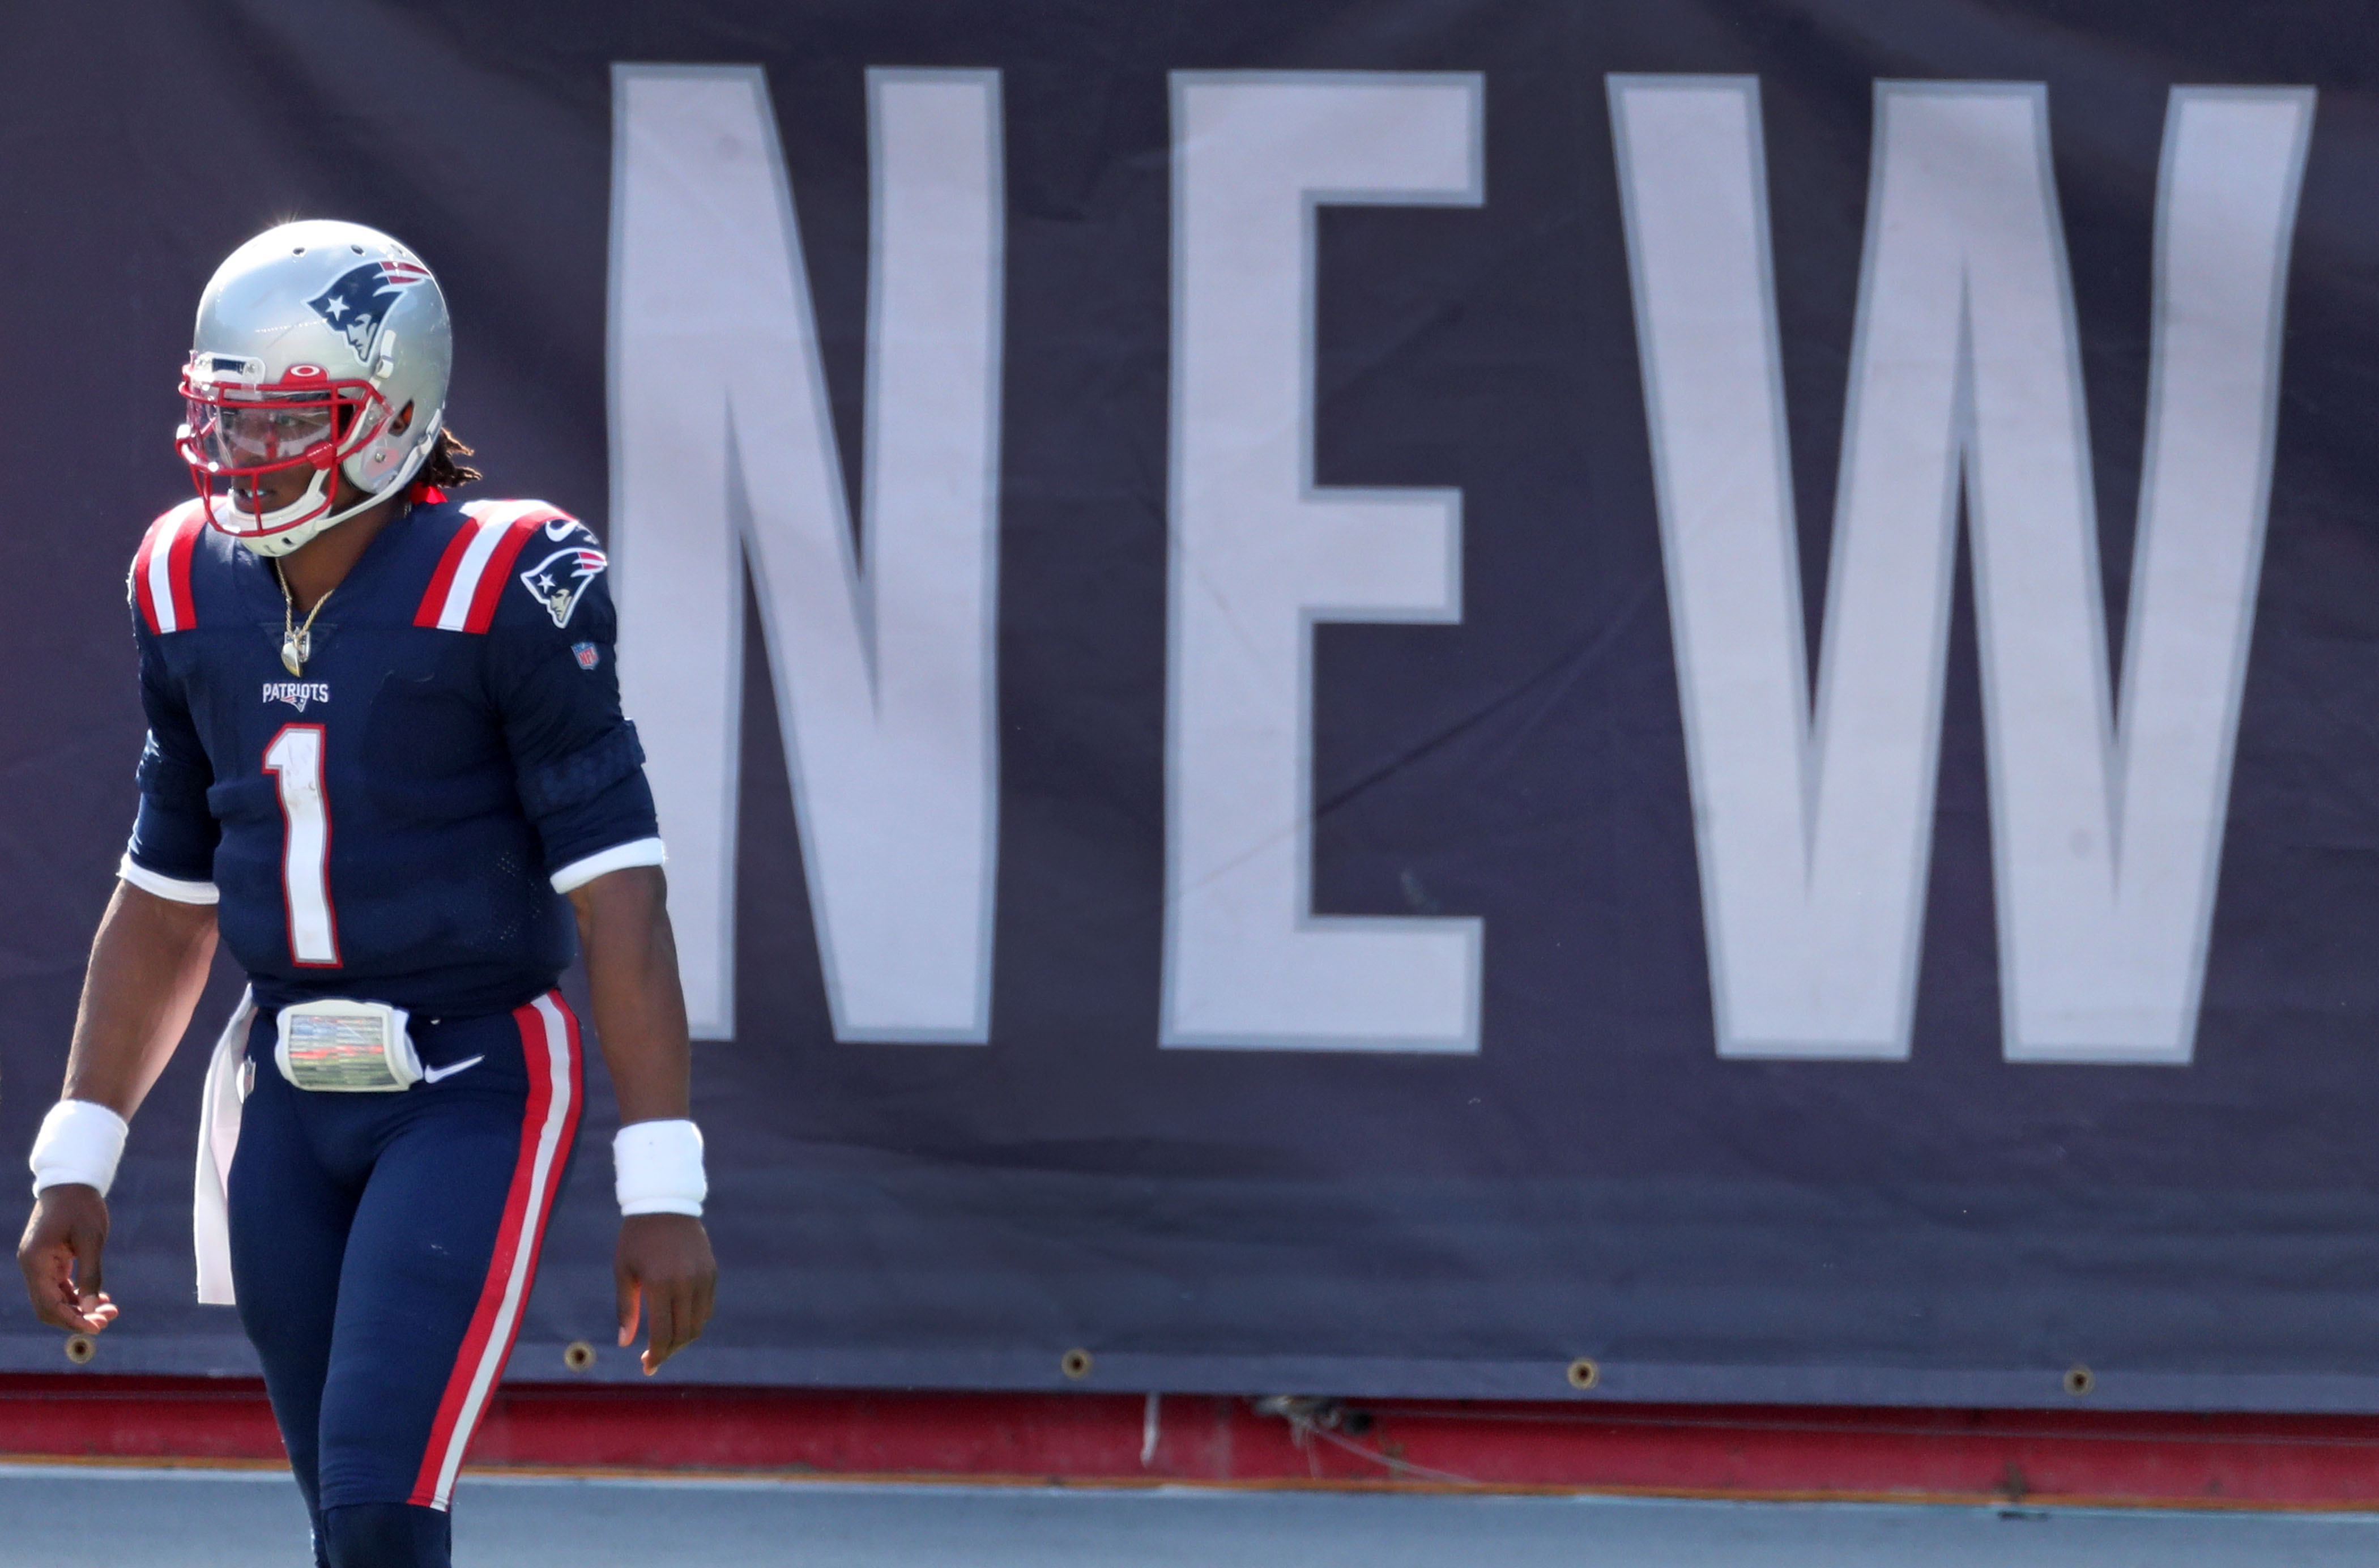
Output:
[234, 433, 440, 559]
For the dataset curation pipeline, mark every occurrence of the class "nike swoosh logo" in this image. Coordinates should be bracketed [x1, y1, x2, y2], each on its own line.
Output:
[543, 519, 581, 540]
[421, 1055, 484, 1084]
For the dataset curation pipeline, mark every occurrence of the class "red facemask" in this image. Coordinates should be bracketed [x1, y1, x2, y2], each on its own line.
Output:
[176, 360, 393, 542]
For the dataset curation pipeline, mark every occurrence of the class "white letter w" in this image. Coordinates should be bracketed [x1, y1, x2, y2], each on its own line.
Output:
[1609, 78, 2312, 1063]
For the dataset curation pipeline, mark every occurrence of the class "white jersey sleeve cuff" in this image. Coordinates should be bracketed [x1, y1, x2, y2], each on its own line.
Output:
[119, 853, 220, 905]
[549, 837, 667, 894]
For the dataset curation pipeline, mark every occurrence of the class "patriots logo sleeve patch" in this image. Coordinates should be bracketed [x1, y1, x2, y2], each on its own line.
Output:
[518, 547, 608, 629]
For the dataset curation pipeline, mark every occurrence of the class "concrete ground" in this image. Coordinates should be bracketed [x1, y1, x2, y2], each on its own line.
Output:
[4, 1465, 2378, 1566]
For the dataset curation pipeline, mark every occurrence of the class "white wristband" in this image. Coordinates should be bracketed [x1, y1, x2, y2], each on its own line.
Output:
[615, 1119, 706, 1217]
[29, 1100, 129, 1198]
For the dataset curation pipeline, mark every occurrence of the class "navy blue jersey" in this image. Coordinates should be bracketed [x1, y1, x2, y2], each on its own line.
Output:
[122, 494, 662, 1018]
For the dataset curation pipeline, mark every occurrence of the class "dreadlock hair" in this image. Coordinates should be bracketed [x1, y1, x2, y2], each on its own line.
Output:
[417, 427, 483, 489]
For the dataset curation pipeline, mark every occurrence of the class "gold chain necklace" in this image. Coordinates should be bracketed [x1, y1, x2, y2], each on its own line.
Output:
[272, 564, 334, 676]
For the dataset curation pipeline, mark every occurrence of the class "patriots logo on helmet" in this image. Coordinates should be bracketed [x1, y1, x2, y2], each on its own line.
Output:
[518, 547, 608, 629]
[305, 260, 430, 361]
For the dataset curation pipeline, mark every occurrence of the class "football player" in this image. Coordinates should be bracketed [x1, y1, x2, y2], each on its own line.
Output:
[15, 220, 717, 1568]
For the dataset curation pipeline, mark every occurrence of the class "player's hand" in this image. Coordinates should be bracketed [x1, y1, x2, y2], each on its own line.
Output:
[615, 1212, 715, 1375]
[18, 1185, 120, 1334]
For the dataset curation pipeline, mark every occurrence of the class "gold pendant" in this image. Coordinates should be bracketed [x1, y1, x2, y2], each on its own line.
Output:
[280, 630, 306, 676]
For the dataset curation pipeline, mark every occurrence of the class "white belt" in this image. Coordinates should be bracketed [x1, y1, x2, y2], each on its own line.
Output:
[272, 998, 421, 1092]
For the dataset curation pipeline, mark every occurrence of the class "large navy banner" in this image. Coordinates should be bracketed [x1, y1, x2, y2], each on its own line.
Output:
[5, 0, 2377, 1408]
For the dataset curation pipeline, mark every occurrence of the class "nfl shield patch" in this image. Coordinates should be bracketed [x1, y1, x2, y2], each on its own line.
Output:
[572, 641, 600, 670]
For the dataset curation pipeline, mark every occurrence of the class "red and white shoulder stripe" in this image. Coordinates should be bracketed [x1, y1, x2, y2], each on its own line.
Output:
[413, 500, 576, 634]
[131, 500, 208, 635]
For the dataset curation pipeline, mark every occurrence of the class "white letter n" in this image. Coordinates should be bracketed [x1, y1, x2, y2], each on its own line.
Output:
[609, 65, 1001, 1042]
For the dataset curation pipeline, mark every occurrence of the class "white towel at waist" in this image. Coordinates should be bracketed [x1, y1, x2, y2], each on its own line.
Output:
[193, 988, 253, 1307]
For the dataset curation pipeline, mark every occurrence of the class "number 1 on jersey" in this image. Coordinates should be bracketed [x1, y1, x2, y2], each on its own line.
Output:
[264, 725, 341, 966]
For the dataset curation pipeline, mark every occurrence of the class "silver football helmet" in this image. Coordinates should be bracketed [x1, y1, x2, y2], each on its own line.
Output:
[176, 220, 454, 557]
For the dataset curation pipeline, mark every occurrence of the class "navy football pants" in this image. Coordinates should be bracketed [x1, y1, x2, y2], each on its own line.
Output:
[227, 992, 583, 1567]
